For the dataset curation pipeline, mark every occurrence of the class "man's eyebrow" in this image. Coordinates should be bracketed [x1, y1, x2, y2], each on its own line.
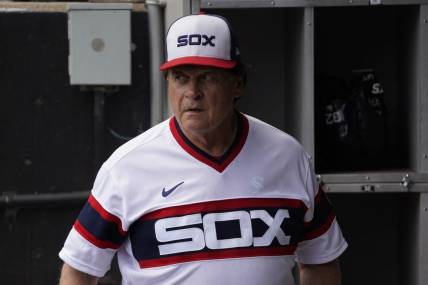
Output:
[199, 70, 224, 77]
[169, 70, 185, 76]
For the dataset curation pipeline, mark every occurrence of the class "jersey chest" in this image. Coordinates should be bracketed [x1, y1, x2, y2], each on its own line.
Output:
[117, 158, 307, 269]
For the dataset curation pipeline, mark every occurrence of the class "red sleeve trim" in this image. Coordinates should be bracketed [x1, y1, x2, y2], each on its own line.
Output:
[73, 220, 121, 250]
[302, 212, 336, 241]
[88, 194, 127, 236]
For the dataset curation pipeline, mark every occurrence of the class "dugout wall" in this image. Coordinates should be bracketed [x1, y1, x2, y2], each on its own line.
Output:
[0, 3, 150, 284]
[199, 1, 428, 284]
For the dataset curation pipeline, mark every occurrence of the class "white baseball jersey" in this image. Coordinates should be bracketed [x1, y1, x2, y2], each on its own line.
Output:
[59, 113, 347, 285]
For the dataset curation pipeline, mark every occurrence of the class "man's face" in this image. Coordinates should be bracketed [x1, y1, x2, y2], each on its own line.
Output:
[167, 65, 243, 137]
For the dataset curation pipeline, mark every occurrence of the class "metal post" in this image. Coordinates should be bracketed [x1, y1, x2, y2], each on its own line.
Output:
[420, 5, 428, 173]
[147, 1, 166, 126]
[418, 193, 428, 284]
[93, 90, 105, 173]
[191, 0, 201, 14]
[0, 191, 90, 207]
[299, 7, 315, 157]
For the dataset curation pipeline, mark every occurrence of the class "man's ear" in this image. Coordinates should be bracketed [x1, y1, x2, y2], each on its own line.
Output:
[233, 76, 244, 99]
[163, 69, 169, 78]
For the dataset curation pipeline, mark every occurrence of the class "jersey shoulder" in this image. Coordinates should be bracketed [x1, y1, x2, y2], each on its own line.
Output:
[245, 114, 308, 157]
[102, 119, 171, 171]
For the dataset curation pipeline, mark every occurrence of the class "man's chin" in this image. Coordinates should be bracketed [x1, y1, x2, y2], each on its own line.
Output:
[181, 119, 209, 135]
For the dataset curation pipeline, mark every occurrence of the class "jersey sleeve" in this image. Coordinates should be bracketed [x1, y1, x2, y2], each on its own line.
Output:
[59, 165, 128, 277]
[294, 156, 348, 265]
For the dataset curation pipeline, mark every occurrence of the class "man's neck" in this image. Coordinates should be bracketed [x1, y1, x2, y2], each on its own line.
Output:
[181, 112, 238, 158]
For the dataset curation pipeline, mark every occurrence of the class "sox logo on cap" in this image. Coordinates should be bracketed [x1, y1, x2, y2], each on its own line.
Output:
[160, 14, 240, 71]
[177, 34, 216, 47]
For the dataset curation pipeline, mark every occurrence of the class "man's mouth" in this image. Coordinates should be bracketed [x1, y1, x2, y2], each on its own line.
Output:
[185, 108, 203, 112]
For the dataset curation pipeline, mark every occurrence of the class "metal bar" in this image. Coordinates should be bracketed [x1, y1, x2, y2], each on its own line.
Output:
[382, 0, 428, 4]
[0, 2, 147, 13]
[324, 183, 409, 193]
[407, 5, 422, 172]
[93, 91, 105, 173]
[0, 2, 70, 13]
[418, 193, 428, 284]
[147, 1, 167, 126]
[301, 7, 315, 157]
[201, 0, 428, 8]
[420, 5, 428, 172]
[191, 0, 201, 13]
[0, 191, 90, 207]
[322, 182, 428, 193]
[319, 172, 428, 183]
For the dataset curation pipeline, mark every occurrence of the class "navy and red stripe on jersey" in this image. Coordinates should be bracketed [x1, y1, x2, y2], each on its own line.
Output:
[301, 187, 336, 241]
[74, 194, 127, 249]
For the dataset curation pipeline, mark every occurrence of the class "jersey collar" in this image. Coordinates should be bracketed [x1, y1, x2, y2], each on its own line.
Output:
[169, 112, 249, 173]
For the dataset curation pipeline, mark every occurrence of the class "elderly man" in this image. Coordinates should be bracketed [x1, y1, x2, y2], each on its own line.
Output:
[59, 14, 347, 285]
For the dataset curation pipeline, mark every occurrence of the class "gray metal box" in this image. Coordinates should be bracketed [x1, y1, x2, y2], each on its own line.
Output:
[68, 3, 132, 85]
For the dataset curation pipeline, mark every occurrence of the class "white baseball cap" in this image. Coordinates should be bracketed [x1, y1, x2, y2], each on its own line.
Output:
[160, 14, 241, 71]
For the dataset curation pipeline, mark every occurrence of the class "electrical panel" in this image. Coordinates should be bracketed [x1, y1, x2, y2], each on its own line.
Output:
[68, 3, 132, 85]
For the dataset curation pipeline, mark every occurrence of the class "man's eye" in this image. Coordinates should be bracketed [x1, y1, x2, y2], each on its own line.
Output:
[173, 74, 186, 83]
[200, 73, 218, 83]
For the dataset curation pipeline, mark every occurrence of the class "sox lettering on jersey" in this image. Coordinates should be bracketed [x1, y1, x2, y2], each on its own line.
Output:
[251, 209, 290, 246]
[155, 209, 290, 255]
[129, 198, 309, 268]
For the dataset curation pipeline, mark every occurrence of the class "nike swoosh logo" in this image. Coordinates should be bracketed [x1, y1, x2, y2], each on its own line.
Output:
[162, 182, 184, 197]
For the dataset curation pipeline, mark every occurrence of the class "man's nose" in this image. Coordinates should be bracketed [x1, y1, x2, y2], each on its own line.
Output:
[185, 78, 202, 99]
